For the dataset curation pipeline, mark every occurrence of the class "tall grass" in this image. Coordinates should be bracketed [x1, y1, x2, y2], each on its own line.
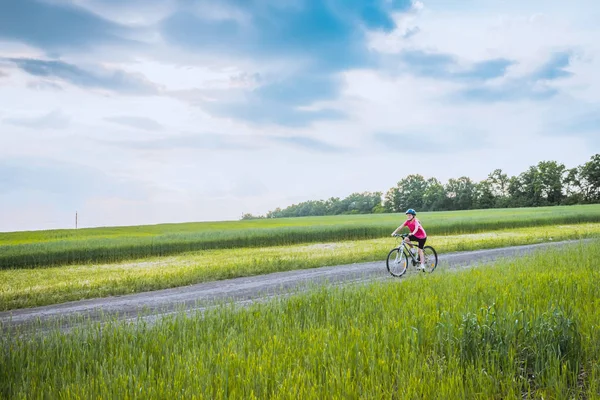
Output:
[2, 204, 600, 269]
[3, 223, 600, 311]
[2, 240, 599, 398]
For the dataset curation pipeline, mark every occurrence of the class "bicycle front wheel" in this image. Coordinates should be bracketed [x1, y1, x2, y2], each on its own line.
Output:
[422, 246, 438, 273]
[386, 248, 408, 277]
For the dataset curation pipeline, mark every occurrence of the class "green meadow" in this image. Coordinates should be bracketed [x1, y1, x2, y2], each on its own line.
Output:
[2, 240, 599, 399]
[2, 204, 600, 269]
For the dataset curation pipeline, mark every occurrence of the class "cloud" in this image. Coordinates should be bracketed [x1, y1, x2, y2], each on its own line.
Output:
[160, 1, 412, 64]
[531, 50, 574, 80]
[0, 0, 135, 52]
[373, 130, 488, 153]
[546, 109, 600, 148]
[455, 51, 575, 102]
[26, 80, 64, 91]
[160, 0, 414, 126]
[3, 110, 70, 129]
[268, 135, 346, 153]
[401, 26, 420, 39]
[100, 133, 257, 151]
[171, 72, 347, 126]
[457, 58, 515, 80]
[0, 70, 8, 78]
[0, 157, 143, 202]
[71, 0, 176, 25]
[6, 58, 160, 95]
[104, 116, 164, 131]
[457, 82, 557, 102]
[564, 111, 600, 133]
[398, 50, 514, 81]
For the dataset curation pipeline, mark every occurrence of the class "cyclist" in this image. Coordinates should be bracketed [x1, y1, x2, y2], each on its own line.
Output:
[391, 208, 427, 270]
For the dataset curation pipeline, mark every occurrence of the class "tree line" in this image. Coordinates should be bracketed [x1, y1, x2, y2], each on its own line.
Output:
[241, 154, 600, 219]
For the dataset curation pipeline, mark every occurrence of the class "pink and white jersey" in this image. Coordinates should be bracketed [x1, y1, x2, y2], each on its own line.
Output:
[403, 219, 427, 239]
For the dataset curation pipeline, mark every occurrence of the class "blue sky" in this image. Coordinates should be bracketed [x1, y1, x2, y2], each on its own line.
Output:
[0, 0, 599, 231]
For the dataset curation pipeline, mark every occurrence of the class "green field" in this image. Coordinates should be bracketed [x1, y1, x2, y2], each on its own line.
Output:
[3, 240, 599, 399]
[3, 204, 600, 269]
[2, 222, 600, 311]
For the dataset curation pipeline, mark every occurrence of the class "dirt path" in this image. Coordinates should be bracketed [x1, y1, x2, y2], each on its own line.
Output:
[0, 240, 582, 333]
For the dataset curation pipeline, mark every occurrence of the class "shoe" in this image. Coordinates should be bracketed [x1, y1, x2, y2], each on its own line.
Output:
[419, 264, 426, 271]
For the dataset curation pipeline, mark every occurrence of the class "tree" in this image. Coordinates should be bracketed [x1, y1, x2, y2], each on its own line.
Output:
[486, 169, 510, 207]
[241, 213, 264, 220]
[422, 178, 447, 211]
[509, 166, 544, 207]
[579, 154, 600, 202]
[343, 192, 383, 214]
[563, 167, 583, 205]
[537, 160, 566, 205]
[488, 169, 510, 198]
[325, 197, 343, 215]
[445, 176, 476, 210]
[384, 174, 428, 212]
[474, 180, 496, 209]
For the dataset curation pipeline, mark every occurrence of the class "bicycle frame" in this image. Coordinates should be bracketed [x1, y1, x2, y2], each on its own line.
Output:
[397, 237, 421, 264]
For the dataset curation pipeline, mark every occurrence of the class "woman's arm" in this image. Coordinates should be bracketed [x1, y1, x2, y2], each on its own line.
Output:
[391, 221, 407, 236]
[411, 220, 421, 235]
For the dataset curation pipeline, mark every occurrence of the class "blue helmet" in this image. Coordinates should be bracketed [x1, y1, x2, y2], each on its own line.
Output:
[405, 208, 417, 216]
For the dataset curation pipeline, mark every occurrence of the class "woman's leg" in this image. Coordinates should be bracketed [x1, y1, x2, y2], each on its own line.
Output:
[418, 238, 426, 267]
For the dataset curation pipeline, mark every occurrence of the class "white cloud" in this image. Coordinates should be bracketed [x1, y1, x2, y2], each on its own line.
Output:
[3, 110, 70, 129]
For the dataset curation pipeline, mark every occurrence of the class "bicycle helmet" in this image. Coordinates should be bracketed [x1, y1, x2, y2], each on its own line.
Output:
[405, 208, 417, 216]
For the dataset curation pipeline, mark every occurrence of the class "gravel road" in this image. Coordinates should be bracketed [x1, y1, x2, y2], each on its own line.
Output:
[0, 240, 583, 334]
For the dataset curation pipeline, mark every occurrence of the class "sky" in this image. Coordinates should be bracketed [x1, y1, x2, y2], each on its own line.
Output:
[1, 0, 599, 232]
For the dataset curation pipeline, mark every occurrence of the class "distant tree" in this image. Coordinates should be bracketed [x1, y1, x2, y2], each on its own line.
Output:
[265, 192, 383, 218]
[579, 154, 600, 202]
[445, 176, 476, 210]
[422, 178, 446, 211]
[474, 180, 496, 209]
[241, 213, 265, 220]
[488, 169, 510, 198]
[343, 192, 383, 214]
[383, 186, 401, 213]
[384, 174, 428, 212]
[325, 197, 343, 215]
[372, 204, 386, 213]
[487, 169, 511, 207]
[537, 160, 566, 205]
[563, 167, 584, 205]
[509, 166, 544, 207]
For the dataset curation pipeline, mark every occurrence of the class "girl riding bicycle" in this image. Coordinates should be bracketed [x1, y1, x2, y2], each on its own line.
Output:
[391, 208, 427, 270]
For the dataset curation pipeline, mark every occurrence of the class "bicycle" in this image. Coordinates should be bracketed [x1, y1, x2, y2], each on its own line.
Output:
[386, 233, 438, 277]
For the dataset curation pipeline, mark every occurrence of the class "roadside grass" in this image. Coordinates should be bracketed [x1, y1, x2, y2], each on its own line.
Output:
[2, 204, 600, 269]
[2, 240, 599, 399]
[2, 223, 599, 311]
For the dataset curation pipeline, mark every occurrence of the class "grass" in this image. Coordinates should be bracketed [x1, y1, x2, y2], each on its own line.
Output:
[2, 222, 600, 311]
[2, 204, 600, 269]
[2, 240, 599, 399]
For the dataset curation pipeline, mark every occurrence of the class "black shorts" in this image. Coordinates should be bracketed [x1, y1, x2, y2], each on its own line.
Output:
[409, 235, 427, 249]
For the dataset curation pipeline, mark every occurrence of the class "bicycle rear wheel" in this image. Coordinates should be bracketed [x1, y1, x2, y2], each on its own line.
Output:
[386, 247, 408, 277]
[422, 246, 438, 273]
